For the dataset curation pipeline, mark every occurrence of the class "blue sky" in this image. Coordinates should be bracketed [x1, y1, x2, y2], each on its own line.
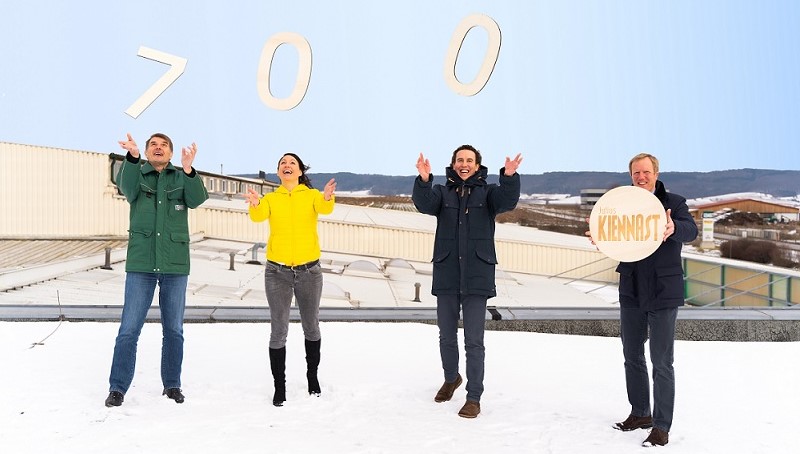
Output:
[1, 0, 798, 176]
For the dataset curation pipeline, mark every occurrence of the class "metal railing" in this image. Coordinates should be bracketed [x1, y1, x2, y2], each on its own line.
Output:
[544, 252, 799, 308]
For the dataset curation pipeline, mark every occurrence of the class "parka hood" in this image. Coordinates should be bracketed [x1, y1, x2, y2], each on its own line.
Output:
[445, 165, 489, 188]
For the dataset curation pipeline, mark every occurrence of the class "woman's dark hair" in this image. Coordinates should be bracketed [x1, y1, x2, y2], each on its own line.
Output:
[278, 153, 313, 188]
[450, 144, 482, 167]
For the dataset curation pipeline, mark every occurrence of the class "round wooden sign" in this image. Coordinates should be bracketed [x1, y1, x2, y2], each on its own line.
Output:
[589, 186, 666, 262]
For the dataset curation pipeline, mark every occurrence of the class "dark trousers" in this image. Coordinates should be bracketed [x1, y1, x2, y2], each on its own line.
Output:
[620, 306, 678, 432]
[436, 294, 487, 402]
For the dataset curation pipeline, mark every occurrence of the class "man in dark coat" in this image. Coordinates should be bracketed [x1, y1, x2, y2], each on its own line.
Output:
[412, 144, 522, 418]
[611, 153, 698, 447]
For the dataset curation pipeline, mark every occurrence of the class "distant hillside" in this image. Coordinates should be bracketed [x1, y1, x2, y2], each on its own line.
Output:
[237, 169, 800, 199]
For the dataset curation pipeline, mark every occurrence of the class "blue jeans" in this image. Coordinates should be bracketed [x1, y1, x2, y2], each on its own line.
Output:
[620, 306, 678, 433]
[264, 262, 323, 349]
[109, 272, 188, 394]
[436, 294, 487, 402]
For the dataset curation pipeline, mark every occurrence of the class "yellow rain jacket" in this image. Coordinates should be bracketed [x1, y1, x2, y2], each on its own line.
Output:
[249, 184, 334, 265]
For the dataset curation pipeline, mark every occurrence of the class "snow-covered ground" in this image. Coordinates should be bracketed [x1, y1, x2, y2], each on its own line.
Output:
[1, 321, 796, 453]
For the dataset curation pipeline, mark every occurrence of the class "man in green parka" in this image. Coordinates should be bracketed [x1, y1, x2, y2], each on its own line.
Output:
[105, 132, 208, 408]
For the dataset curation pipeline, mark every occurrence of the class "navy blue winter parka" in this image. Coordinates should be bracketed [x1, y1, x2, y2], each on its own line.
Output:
[412, 165, 520, 298]
[615, 180, 698, 310]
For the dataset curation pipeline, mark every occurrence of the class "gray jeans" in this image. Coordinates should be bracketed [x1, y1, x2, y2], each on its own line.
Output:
[264, 261, 323, 349]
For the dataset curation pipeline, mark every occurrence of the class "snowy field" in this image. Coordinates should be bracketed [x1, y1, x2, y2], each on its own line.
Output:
[1, 321, 796, 454]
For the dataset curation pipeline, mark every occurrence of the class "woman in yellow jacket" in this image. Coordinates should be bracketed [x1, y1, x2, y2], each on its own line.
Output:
[245, 153, 336, 406]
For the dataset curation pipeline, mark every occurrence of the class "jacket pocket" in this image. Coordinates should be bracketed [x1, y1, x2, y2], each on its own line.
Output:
[167, 187, 184, 199]
[437, 205, 459, 239]
[466, 199, 492, 239]
[616, 263, 635, 302]
[167, 187, 186, 219]
[169, 232, 190, 265]
[140, 182, 156, 195]
[474, 247, 497, 265]
[431, 250, 453, 293]
[127, 229, 153, 266]
[655, 265, 686, 302]
[433, 249, 450, 264]
[135, 183, 157, 214]
[468, 247, 497, 293]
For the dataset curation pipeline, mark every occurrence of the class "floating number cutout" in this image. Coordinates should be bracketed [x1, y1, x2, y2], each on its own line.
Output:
[125, 47, 187, 119]
[257, 32, 313, 110]
[126, 16, 500, 114]
[444, 14, 502, 96]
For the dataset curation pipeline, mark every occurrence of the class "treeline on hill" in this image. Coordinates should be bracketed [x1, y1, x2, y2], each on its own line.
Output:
[237, 169, 800, 199]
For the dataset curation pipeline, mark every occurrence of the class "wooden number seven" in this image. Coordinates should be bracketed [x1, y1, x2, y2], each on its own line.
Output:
[124, 47, 187, 119]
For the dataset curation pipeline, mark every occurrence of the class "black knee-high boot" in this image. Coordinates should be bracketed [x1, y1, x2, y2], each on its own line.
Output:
[269, 347, 286, 406]
[305, 339, 321, 395]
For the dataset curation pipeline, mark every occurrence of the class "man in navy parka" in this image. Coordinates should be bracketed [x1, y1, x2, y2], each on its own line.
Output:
[412, 144, 522, 418]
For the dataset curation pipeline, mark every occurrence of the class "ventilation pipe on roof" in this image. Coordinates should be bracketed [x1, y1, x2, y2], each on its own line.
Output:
[100, 247, 113, 270]
[247, 242, 267, 265]
[413, 282, 421, 302]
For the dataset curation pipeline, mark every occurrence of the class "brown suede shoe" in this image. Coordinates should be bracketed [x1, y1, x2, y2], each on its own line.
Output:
[614, 414, 653, 431]
[458, 400, 480, 418]
[434, 374, 463, 403]
[642, 427, 669, 447]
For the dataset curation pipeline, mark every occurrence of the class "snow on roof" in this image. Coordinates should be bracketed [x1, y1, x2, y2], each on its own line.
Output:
[0, 203, 618, 310]
[689, 192, 800, 210]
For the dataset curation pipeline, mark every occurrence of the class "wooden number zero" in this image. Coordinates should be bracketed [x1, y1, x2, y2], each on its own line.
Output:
[443, 14, 501, 96]
[257, 32, 312, 110]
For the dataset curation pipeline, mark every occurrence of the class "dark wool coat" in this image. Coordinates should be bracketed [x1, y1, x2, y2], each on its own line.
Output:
[412, 165, 520, 297]
[616, 180, 698, 310]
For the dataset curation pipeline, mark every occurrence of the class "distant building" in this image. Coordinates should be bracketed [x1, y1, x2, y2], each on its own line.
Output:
[580, 189, 607, 210]
[108, 153, 279, 201]
[690, 198, 800, 223]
